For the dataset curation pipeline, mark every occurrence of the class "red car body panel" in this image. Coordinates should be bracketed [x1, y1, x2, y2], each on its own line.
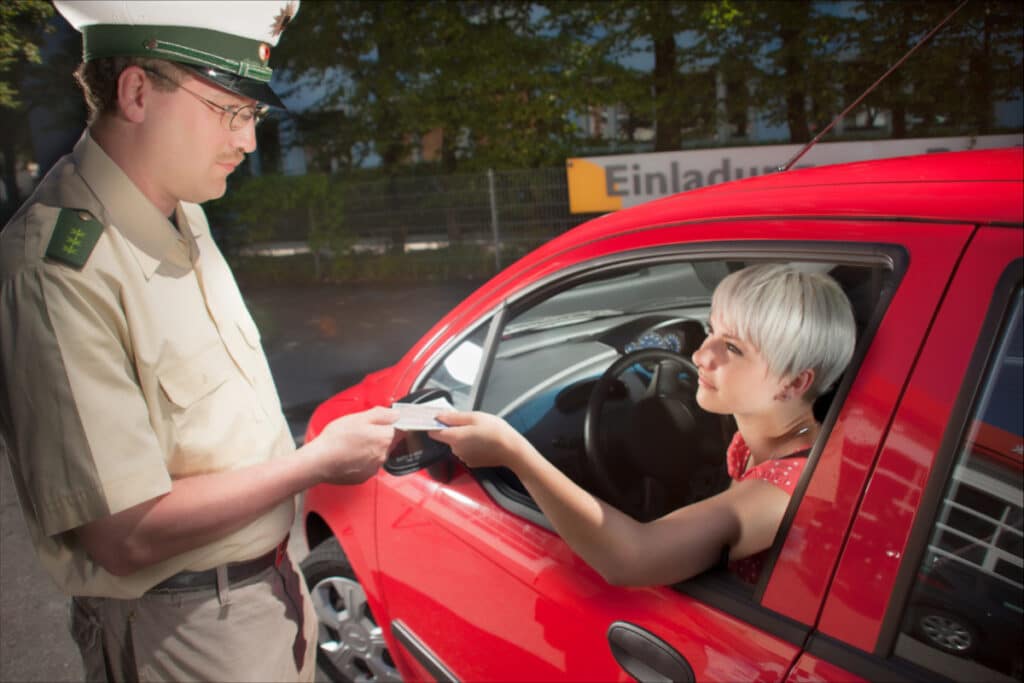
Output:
[301, 148, 1024, 682]
[815, 226, 1023, 651]
[376, 466, 808, 682]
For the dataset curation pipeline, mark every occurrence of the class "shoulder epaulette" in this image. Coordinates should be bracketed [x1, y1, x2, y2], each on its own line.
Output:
[45, 209, 104, 269]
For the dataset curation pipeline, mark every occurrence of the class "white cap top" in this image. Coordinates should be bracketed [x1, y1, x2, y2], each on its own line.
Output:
[54, 1, 300, 47]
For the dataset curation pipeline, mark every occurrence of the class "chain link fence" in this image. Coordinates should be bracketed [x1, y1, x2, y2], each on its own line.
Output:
[216, 166, 603, 284]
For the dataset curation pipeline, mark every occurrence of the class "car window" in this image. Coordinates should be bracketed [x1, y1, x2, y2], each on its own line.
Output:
[472, 255, 890, 544]
[421, 322, 490, 411]
[894, 287, 1023, 681]
[477, 260, 721, 519]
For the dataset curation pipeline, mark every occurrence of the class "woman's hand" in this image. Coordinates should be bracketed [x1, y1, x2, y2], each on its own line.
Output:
[429, 411, 529, 469]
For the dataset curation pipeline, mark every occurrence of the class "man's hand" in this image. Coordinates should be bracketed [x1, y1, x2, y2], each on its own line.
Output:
[306, 406, 399, 485]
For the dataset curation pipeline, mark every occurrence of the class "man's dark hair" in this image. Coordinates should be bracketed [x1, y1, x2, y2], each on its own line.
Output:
[73, 57, 183, 124]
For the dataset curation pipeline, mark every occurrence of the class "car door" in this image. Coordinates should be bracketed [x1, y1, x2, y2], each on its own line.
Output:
[786, 227, 1022, 682]
[374, 221, 972, 682]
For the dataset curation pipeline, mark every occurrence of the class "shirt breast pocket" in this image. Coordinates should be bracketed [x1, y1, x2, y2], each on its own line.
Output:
[157, 342, 243, 477]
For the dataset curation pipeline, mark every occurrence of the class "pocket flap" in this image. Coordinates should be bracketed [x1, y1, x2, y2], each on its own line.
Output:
[158, 344, 232, 407]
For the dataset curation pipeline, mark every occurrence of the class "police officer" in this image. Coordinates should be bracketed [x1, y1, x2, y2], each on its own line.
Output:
[0, 2, 398, 680]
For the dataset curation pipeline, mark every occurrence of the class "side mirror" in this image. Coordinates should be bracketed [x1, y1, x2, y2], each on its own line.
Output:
[384, 388, 455, 479]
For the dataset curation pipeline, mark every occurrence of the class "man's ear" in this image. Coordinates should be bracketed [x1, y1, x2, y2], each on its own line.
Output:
[116, 66, 149, 124]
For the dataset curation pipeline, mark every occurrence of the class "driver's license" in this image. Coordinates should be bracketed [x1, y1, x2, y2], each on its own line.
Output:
[391, 398, 454, 431]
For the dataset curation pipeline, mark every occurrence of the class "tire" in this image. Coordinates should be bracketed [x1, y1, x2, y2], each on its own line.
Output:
[912, 606, 980, 658]
[301, 538, 402, 682]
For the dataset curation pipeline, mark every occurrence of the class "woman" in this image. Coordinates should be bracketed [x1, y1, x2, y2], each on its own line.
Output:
[430, 263, 856, 586]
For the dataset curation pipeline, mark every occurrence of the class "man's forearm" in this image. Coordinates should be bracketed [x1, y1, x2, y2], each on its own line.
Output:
[77, 447, 320, 575]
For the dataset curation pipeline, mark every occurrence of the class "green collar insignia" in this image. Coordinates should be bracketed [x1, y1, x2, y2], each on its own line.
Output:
[46, 209, 104, 269]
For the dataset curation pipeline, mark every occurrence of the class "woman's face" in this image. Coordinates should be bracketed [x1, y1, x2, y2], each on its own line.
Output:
[691, 310, 789, 417]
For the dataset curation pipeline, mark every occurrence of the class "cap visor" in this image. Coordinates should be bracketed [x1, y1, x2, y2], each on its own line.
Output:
[181, 65, 287, 110]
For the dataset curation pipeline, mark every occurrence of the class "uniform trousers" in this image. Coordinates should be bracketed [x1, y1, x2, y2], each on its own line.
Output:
[69, 553, 318, 682]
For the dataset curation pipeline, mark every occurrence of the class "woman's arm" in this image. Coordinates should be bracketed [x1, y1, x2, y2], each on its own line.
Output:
[432, 411, 792, 586]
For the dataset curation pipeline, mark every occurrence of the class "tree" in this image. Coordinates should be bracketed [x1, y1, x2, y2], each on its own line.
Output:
[1, 0, 54, 213]
[545, 1, 721, 151]
[275, 1, 605, 173]
[714, 0, 847, 144]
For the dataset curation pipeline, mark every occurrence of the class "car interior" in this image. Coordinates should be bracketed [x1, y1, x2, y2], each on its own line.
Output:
[417, 253, 897, 531]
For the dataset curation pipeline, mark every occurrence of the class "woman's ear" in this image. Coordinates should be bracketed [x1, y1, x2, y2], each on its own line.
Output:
[787, 369, 816, 401]
[115, 66, 149, 123]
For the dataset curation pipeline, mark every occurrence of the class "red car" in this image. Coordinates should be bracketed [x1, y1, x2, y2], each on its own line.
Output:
[299, 148, 1024, 683]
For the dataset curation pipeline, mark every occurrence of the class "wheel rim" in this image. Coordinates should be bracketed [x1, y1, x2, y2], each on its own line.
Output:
[310, 576, 401, 682]
[920, 613, 973, 652]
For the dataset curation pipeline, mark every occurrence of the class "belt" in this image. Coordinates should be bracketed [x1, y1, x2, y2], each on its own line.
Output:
[150, 538, 288, 593]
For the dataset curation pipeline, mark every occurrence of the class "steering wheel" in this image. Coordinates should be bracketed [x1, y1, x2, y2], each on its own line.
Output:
[584, 348, 703, 509]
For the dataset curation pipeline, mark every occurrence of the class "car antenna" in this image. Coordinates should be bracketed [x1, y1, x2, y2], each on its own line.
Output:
[778, 0, 969, 172]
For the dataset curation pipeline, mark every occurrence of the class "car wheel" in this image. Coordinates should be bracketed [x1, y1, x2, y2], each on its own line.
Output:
[913, 606, 979, 657]
[301, 538, 401, 683]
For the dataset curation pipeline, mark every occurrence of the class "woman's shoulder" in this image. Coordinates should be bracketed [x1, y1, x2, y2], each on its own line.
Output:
[743, 456, 808, 494]
[727, 431, 809, 494]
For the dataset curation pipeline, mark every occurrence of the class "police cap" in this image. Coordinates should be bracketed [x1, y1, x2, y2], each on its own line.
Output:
[54, 0, 299, 109]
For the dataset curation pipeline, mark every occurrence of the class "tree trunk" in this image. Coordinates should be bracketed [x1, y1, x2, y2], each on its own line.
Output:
[651, 9, 681, 152]
[972, 9, 995, 134]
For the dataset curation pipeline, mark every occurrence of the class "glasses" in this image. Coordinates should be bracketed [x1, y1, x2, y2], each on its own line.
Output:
[142, 67, 269, 131]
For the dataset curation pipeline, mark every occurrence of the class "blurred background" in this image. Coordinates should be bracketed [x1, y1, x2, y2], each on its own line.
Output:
[3, 0, 1023, 286]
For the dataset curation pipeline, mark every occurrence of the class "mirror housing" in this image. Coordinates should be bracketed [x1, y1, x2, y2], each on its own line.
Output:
[384, 388, 455, 479]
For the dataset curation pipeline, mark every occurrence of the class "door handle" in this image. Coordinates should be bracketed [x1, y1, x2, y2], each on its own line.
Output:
[607, 621, 694, 683]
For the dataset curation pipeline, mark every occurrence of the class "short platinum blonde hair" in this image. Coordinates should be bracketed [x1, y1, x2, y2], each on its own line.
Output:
[711, 263, 856, 399]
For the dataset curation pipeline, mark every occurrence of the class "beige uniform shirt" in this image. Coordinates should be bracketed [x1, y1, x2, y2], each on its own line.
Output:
[0, 132, 295, 599]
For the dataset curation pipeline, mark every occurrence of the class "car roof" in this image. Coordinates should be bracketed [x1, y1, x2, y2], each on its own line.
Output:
[397, 147, 1022, 384]
[570, 147, 1024, 242]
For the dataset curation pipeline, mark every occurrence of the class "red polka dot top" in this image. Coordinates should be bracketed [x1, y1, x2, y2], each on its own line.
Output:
[725, 431, 809, 584]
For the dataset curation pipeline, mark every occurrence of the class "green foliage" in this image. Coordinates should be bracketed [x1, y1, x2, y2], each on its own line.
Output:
[2, 0, 83, 221]
[274, 0, 642, 171]
[850, 0, 1024, 136]
[0, 0, 54, 109]
[206, 173, 352, 279]
[269, 0, 1021, 165]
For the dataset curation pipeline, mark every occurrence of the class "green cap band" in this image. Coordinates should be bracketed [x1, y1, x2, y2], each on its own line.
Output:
[82, 24, 272, 83]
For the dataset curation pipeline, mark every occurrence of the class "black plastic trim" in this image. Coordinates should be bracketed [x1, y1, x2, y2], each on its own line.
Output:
[874, 256, 1022, 658]
[607, 621, 695, 683]
[468, 302, 509, 411]
[674, 570, 811, 648]
[391, 619, 459, 683]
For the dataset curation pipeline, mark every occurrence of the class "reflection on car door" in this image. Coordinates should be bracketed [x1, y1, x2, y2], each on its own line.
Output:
[375, 466, 815, 681]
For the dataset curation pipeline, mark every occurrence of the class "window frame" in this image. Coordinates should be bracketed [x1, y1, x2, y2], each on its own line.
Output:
[875, 257, 1023, 673]
[413, 239, 906, 612]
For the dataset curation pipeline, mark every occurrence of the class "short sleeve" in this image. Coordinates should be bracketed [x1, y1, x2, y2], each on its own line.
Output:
[0, 265, 171, 536]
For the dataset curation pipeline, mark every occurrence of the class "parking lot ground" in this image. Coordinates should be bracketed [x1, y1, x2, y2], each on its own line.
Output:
[0, 279, 480, 682]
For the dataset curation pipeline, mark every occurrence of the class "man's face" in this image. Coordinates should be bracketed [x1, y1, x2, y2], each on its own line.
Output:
[140, 71, 258, 207]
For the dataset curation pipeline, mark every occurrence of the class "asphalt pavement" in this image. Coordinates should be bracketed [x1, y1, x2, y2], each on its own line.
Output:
[0, 279, 480, 682]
